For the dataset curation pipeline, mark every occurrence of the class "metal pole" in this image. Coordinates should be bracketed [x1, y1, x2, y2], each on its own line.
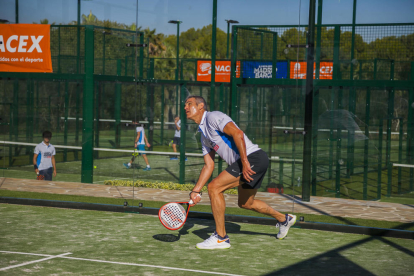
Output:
[81, 25, 95, 184]
[15, 0, 18, 23]
[175, 23, 180, 116]
[313, 1, 322, 191]
[77, 0, 81, 74]
[64, 81, 69, 161]
[260, 33, 263, 60]
[409, 63, 414, 191]
[377, 120, 383, 199]
[226, 22, 230, 59]
[103, 32, 106, 75]
[161, 85, 165, 145]
[350, 0, 357, 80]
[315, 0, 323, 79]
[301, 0, 317, 202]
[230, 25, 238, 121]
[58, 27, 61, 73]
[363, 88, 370, 200]
[210, 0, 217, 111]
[115, 60, 122, 148]
[179, 84, 187, 184]
[398, 119, 403, 194]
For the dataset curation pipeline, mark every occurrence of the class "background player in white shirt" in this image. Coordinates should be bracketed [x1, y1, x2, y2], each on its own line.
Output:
[33, 131, 56, 180]
[124, 122, 151, 171]
[170, 116, 181, 160]
[185, 96, 296, 249]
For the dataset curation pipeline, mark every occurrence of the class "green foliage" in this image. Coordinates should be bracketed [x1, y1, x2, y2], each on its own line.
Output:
[104, 179, 238, 194]
[165, 25, 227, 59]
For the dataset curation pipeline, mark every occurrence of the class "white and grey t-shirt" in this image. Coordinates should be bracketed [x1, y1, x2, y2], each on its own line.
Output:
[34, 142, 56, 171]
[136, 126, 146, 145]
[174, 120, 181, 138]
[198, 111, 260, 165]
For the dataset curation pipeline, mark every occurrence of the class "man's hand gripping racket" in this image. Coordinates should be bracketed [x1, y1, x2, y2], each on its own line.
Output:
[158, 193, 201, 230]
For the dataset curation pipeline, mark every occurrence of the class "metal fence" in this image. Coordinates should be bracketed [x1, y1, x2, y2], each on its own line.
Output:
[0, 23, 413, 201]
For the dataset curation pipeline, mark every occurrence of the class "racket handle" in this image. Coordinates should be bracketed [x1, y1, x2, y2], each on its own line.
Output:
[189, 194, 201, 205]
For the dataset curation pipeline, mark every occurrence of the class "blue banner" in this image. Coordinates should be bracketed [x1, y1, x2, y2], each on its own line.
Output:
[242, 61, 288, 79]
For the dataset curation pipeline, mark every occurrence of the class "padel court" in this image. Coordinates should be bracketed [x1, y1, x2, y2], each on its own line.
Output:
[1, 204, 413, 276]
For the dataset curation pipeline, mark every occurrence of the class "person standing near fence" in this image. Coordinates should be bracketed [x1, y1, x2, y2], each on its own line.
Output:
[33, 131, 57, 180]
[185, 95, 296, 249]
[170, 116, 181, 160]
[124, 122, 151, 171]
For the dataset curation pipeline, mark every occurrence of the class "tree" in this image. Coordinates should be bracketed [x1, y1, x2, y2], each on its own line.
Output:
[82, 10, 98, 25]
[33, 19, 56, 25]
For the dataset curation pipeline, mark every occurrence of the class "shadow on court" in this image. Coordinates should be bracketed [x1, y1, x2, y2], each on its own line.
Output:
[153, 218, 278, 243]
[263, 222, 414, 276]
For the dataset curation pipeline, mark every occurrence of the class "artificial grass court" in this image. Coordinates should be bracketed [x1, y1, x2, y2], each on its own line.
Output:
[0, 205, 413, 276]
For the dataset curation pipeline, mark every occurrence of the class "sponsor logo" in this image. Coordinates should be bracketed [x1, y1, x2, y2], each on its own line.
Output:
[290, 61, 333, 79]
[231, 169, 242, 176]
[198, 62, 211, 75]
[253, 64, 273, 78]
[0, 35, 44, 53]
[214, 144, 219, 151]
[217, 238, 229, 243]
[242, 61, 288, 79]
[0, 24, 52, 73]
[196, 60, 240, 82]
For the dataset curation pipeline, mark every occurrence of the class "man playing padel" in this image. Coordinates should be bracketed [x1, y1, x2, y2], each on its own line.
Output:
[185, 95, 296, 249]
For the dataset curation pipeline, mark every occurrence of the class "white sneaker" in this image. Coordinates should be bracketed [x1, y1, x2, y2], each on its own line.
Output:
[276, 214, 296, 239]
[196, 231, 231, 250]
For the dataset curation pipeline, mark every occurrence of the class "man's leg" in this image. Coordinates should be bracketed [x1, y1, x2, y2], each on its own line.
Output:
[172, 144, 177, 153]
[142, 154, 150, 166]
[207, 170, 242, 238]
[237, 186, 285, 222]
[43, 167, 53, 181]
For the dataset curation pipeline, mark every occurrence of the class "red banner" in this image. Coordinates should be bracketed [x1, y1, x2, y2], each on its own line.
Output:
[0, 24, 53, 73]
[290, 61, 333, 79]
[196, 60, 239, 82]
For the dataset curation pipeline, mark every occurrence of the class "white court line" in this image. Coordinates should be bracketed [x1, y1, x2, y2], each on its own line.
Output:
[0, 251, 245, 276]
[0, 252, 72, 271]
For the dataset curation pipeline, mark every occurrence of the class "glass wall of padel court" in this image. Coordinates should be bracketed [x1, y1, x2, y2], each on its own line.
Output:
[0, 23, 413, 202]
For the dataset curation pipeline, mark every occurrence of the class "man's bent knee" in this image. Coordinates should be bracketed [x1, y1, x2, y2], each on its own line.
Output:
[208, 181, 220, 195]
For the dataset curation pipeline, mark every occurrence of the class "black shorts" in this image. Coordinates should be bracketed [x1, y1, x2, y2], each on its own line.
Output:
[225, 149, 269, 189]
[173, 137, 180, 145]
[39, 167, 53, 181]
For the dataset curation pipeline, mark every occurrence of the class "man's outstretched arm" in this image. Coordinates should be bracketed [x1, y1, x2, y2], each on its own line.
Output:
[191, 150, 215, 203]
[223, 122, 256, 182]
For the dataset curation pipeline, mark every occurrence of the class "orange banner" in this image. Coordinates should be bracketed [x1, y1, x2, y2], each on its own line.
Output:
[0, 24, 53, 73]
[290, 61, 333, 79]
[197, 60, 239, 82]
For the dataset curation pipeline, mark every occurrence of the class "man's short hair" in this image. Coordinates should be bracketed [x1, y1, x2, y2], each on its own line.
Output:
[43, 131, 52, 139]
[185, 95, 208, 111]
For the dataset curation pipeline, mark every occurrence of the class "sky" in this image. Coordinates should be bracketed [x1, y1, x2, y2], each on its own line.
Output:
[1, 0, 414, 35]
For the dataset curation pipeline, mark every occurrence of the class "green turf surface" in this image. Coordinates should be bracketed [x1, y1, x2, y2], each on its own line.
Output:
[1, 190, 413, 231]
[1, 204, 413, 275]
[379, 195, 414, 205]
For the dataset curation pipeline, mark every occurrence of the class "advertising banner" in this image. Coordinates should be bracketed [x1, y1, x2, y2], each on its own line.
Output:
[0, 24, 53, 73]
[290, 61, 333, 79]
[242, 61, 288, 79]
[196, 60, 239, 82]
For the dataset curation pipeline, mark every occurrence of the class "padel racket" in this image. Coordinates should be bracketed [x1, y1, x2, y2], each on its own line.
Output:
[159, 195, 200, 230]
[36, 173, 45, 180]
